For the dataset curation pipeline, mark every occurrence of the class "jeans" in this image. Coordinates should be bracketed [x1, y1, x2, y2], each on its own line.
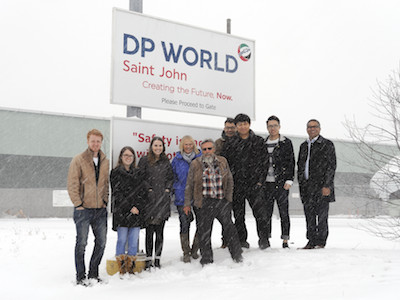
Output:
[116, 227, 140, 256]
[176, 205, 191, 234]
[73, 207, 107, 281]
[264, 183, 291, 240]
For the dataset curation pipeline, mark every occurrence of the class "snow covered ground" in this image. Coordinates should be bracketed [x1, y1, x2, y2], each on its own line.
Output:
[1, 214, 399, 300]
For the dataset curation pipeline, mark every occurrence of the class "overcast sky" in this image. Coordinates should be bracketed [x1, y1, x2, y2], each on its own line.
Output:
[1, 0, 400, 140]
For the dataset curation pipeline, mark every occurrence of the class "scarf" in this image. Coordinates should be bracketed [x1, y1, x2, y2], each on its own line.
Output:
[182, 151, 196, 164]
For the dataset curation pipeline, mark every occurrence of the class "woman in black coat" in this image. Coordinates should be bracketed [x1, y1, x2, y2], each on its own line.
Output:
[138, 137, 174, 269]
[110, 146, 144, 275]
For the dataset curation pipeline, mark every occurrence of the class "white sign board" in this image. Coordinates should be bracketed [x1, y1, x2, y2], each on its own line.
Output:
[111, 117, 221, 167]
[111, 8, 255, 118]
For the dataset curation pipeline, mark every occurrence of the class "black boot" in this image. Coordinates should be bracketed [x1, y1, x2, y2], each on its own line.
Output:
[145, 259, 153, 270]
[259, 239, 270, 250]
[154, 258, 161, 268]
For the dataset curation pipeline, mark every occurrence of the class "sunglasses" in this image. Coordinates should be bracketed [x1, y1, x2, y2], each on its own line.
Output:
[201, 147, 213, 151]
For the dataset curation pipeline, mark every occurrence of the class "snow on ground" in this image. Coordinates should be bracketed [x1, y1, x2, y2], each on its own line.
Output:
[0, 214, 399, 300]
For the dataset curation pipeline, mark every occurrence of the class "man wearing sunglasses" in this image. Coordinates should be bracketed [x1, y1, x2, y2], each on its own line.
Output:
[183, 139, 243, 265]
[297, 119, 336, 249]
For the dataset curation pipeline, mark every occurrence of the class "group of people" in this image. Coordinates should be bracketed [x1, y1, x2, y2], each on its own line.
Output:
[216, 114, 336, 253]
[67, 114, 336, 286]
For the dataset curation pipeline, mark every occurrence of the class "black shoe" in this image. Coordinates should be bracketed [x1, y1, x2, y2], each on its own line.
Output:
[154, 259, 161, 269]
[240, 241, 250, 249]
[315, 245, 325, 249]
[233, 255, 243, 263]
[88, 276, 103, 283]
[183, 253, 191, 263]
[299, 242, 315, 249]
[191, 250, 199, 259]
[282, 242, 289, 248]
[221, 238, 227, 248]
[145, 260, 153, 270]
[200, 259, 213, 267]
[259, 239, 270, 250]
[76, 279, 88, 287]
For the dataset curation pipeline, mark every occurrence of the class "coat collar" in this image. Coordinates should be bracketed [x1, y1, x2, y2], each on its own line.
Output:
[265, 134, 286, 143]
[235, 129, 256, 140]
[83, 148, 105, 162]
[221, 130, 227, 141]
[305, 135, 324, 144]
[315, 135, 324, 143]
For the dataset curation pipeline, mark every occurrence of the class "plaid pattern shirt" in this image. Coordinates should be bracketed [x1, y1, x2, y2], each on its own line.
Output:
[202, 158, 224, 200]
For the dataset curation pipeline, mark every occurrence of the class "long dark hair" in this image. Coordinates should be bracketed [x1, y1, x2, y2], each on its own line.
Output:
[116, 146, 136, 170]
[148, 136, 167, 165]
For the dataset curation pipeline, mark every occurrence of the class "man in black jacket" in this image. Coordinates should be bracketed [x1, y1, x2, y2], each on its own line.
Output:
[222, 114, 268, 249]
[297, 119, 336, 249]
[263, 115, 295, 248]
[215, 117, 236, 155]
[215, 117, 236, 248]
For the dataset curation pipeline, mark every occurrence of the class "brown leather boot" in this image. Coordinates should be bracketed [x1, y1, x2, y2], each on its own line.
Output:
[126, 255, 136, 274]
[180, 233, 191, 263]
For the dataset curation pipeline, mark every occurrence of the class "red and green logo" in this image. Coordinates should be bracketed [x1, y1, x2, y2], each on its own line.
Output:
[238, 43, 251, 61]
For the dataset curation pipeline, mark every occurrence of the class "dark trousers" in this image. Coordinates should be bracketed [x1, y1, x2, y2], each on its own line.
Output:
[264, 183, 290, 240]
[73, 207, 107, 281]
[302, 188, 330, 246]
[145, 221, 166, 259]
[232, 186, 269, 244]
[196, 198, 242, 265]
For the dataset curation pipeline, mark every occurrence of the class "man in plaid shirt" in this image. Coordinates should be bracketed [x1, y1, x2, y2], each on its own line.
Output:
[184, 139, 243, 266]
[202, 159, 224, 200]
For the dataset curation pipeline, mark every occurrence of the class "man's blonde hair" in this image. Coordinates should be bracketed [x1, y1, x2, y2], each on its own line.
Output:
[87, 129, 103, 141]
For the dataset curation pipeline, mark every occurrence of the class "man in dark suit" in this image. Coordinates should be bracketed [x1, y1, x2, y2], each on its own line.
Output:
[297, 119, 336, 249]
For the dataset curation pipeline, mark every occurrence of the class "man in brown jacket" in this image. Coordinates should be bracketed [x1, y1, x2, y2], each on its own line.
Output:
[184, 139, 243, 265]
[67, 129, 109, 286]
